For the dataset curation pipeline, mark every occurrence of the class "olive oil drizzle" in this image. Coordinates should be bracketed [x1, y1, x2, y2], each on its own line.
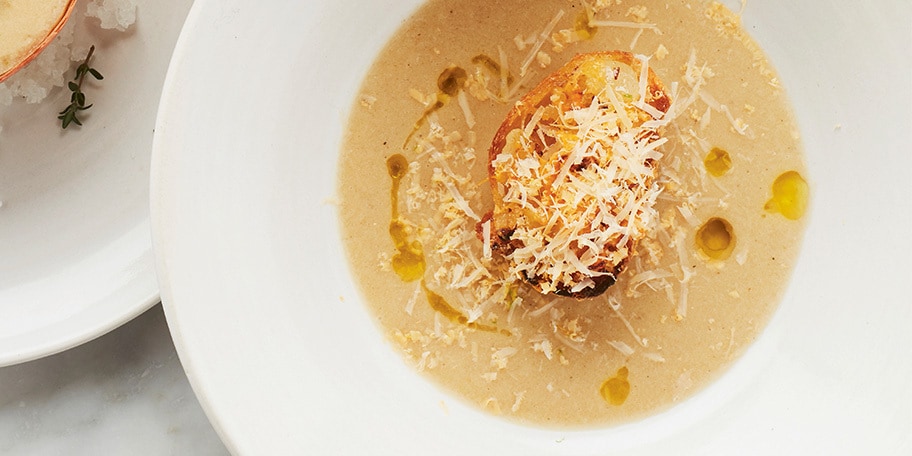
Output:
[387, 154, 509, 335]
[470, 54, 515, 87]
[764, 171, 808, 220]
[422, 281, 511, 336]
[696, 217, 735, 260]
[600, 366, 630, 406]
[387, 154, 426, 282]
[403, 66, 468, 148]
[574, 10, 598, 39]
[703, 147, 732, 177]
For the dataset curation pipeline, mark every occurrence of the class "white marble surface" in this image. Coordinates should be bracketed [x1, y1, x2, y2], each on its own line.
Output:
[0, 305, 229, 455]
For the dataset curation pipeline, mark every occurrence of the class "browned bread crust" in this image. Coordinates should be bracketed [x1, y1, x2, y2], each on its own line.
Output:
[484, 51, 671, 298]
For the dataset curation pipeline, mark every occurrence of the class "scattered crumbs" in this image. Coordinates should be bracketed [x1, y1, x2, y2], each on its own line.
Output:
[735, 248, 748, 265]
[708, 318, 715, 324]
[377, 252, 392, 272]
[404, 283, 421, 315]
[408, 88, 426, 104]
[705, 1, 741, 36]
[511, 391, 526, 412]
[433, 48, 441, 55]
[513, 34, 527, 51]
[834, 123, 842, 131]
[482, 397, 502, 414]
[674, 370, 694, 400]
[729, 290, 740, 299]
[642, 352, 666, 363]
[655, 43, 669, 60]
[482, 372, 498, 382]
[439, 400, 449, 415]
[416, 351, 432, 372]
[744, 103, 756, 114]
[531, 335, 555, 360]
[555, 436, 566, 443]
[359, 94, 377, 108]
[626, 5, 649, 22]
[338, 295, 345, 303]
[491, 346, 518, 370]
[536, 51, 552, 68]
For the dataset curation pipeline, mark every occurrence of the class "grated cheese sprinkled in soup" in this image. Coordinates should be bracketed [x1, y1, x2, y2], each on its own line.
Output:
[338, 0, 808, 427]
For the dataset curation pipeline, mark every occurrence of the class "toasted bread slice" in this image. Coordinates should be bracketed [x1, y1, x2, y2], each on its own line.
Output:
[484, 51, 671, 298]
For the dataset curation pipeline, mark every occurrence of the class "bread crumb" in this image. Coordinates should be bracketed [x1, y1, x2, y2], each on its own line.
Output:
[626, 6, 649, 22]
[511, 391, 526, 412]
[514, 34, 527, 51]
[655, 44, 669, 60]
[359, 94, 377, 108]
[482, 397, 502, 414]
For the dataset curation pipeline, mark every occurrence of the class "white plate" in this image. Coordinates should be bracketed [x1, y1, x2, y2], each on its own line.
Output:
[152, 0, 911, 454]
[0, 0, 194, 366]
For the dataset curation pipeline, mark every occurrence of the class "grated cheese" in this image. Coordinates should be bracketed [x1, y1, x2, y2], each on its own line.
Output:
[588, 19, 659, 31]
[511, 391, 526, 412]
[607, 340, 635, 356]
[492, 54, 673, 295]
[456, 91, 476, 129]
[519, 10, 565, 77]
[608, 293, 646, 347]
[642, 352, 666, 363]
[481, 219, 492, 260]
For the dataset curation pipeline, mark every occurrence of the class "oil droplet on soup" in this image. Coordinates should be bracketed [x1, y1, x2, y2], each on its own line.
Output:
[387, 154, 426, 281]
[696, 217, 735, 260]
[471, 54, 515, 85]
[404, 66, 468, 147]
[437, 65, 467, 97]
[422, 281, 510, 335]
[573, 10, 598, 40]
[704, 147, 732, 177]
[600, 366, 630, 406]
[765, 171, 809, 220]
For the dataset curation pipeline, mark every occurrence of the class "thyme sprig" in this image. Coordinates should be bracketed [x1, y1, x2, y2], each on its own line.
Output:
[58, 45, 104, 129]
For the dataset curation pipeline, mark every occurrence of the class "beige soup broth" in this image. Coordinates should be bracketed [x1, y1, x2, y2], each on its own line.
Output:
[339, 0, 808, 427]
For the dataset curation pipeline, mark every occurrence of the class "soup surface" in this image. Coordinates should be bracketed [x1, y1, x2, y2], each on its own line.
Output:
[0, 0, 70, 75]
[339, 0, 808, 427]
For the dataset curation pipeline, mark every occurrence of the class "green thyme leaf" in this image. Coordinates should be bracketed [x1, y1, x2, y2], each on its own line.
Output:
[59, 45, 102, 129]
